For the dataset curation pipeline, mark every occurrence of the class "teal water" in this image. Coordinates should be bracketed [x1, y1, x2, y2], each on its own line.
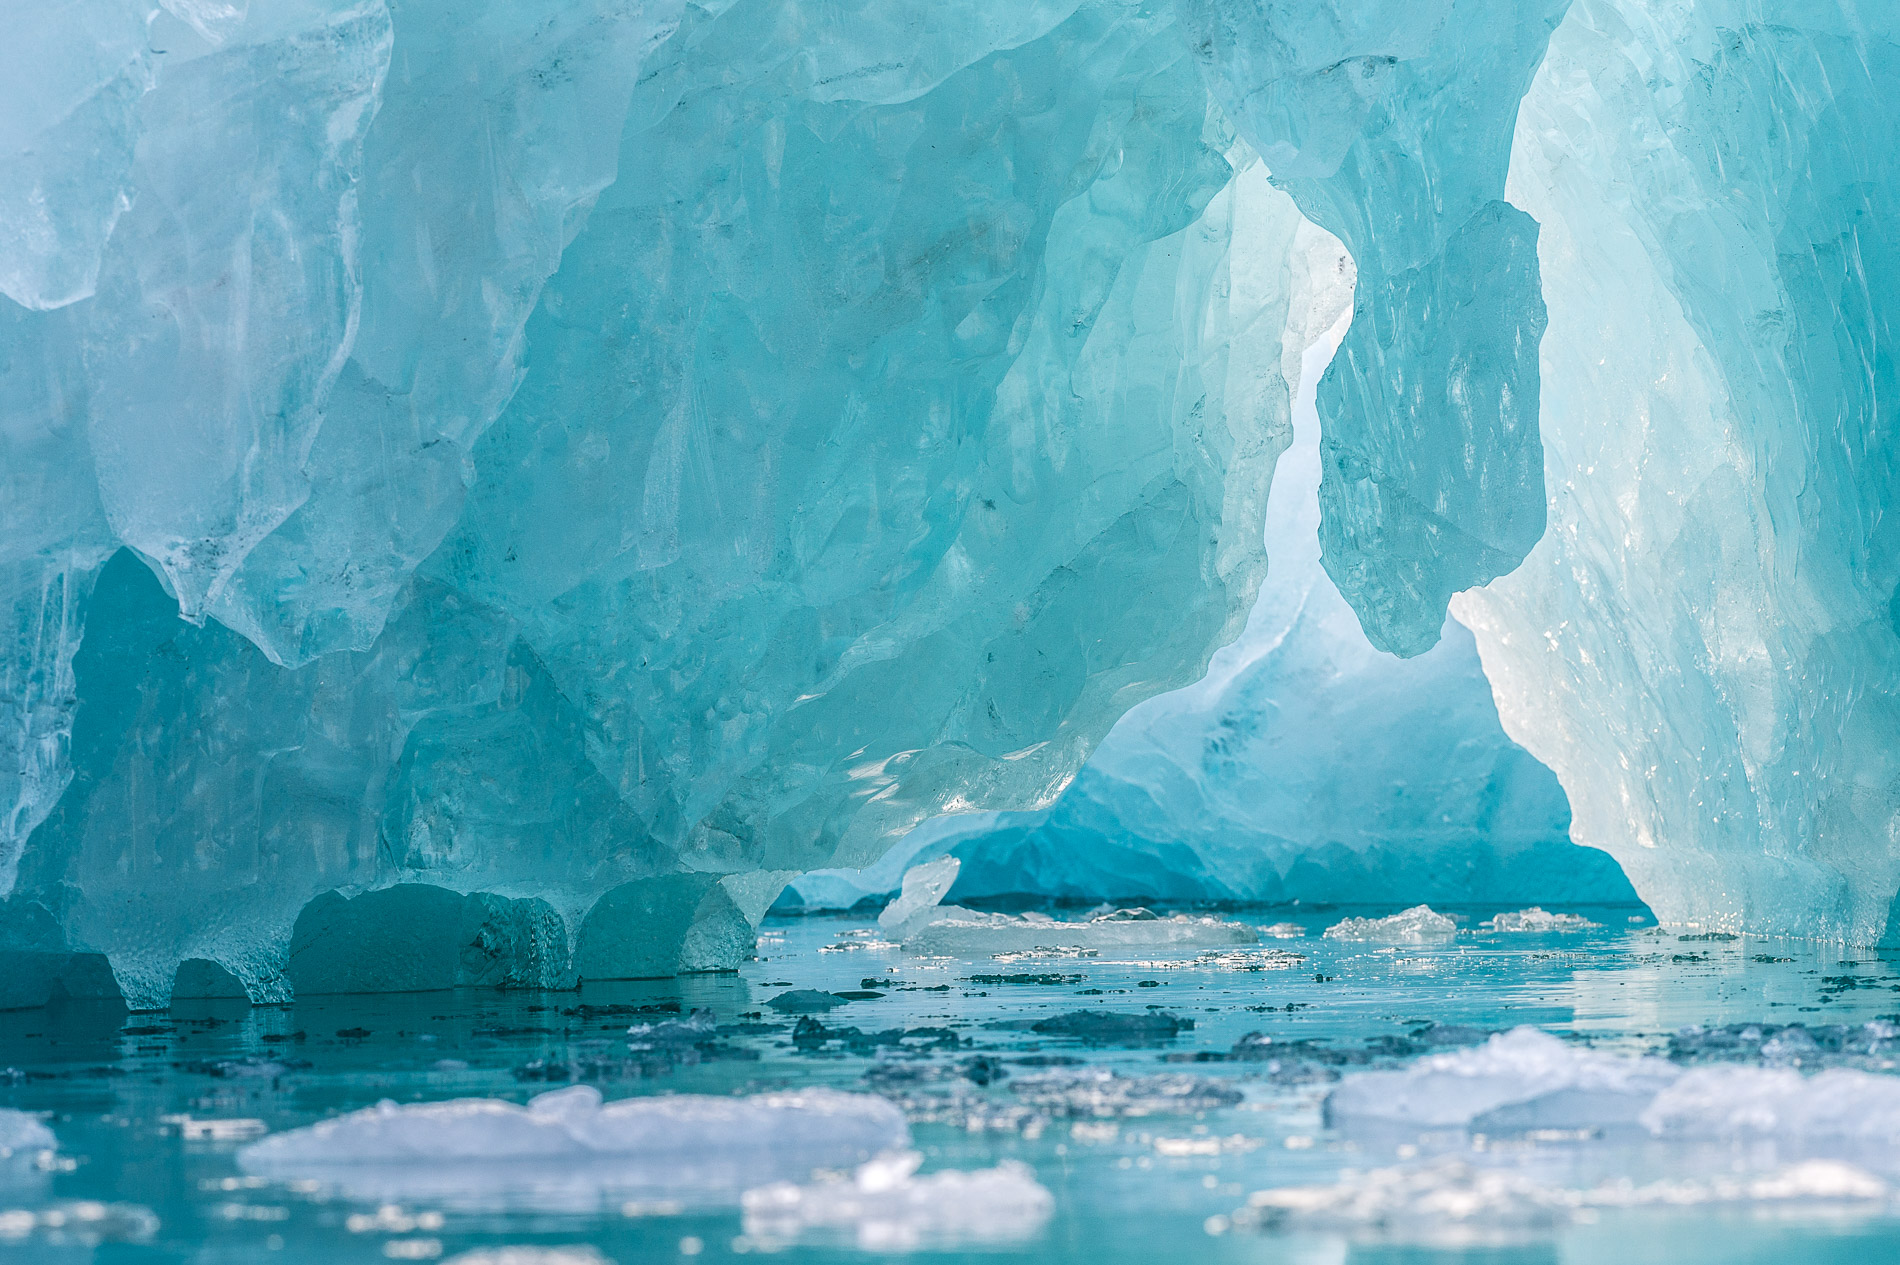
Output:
[5, 909, 1900, 1264]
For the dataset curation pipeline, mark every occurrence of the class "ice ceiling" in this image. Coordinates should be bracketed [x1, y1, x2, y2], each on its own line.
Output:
[1, 0, 1895, 1007]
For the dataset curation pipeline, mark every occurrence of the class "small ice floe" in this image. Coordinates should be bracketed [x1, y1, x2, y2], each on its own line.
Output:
[237, 1085, 908, 1210]
[1323, 1028, 1678, 1132]
[1327, 1026, 1900, 1149]
[876, 859, 1256, 955]
[741, 1150, 1052, 1250]
[1228, 1157, 1891, 1241]
[443, 1250, 611, 1265]
[1009, 1067, 1244, 1117]
[1322, 906, 1457, 943]
[0, 1200, 160, 1246]
[0, 1111, 55, 1169]
[1261, 922, 1306, 938]
[1481, 908, 1600, 933]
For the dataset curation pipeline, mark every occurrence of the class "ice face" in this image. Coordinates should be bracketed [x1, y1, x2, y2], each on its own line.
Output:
[1450, 0, 1900, 941]
[1182, 0, 1568, 656]
[2, 1, 1320, 1007]
[785, 320, 1636, 918]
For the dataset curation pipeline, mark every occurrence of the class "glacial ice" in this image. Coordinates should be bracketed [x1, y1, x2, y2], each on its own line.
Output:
[740, 1150, 1054, 1250]
[1450, 0, 1900, 941]
[785, 326, 1637, 918]
[3, 0, 1320, 1007]
[237, 1085, 908, 1207]
[7, 0, 1900, 996]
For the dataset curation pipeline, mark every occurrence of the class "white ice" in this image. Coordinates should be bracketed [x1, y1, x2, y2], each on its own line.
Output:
[742, 1150, 1053, 1250]
[1322, 906, 1458, 943]
[237, 1085, 908, 1209]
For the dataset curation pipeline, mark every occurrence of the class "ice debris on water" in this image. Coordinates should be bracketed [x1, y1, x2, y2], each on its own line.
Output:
[1229, 1158, 1891, 1241]
[1322, 906, 1458, 943]
[443, 1251, 611, 1265]
[237, 1085, 907, 1208]
[1668, 1021, 1900, 1069]
[1327, 1026, 1900, 1148]
[0, 1201, 161, 1246]
[879, 861, 1257, 955]
[741, 1150, 1053, 1250]
[1481, 908, 1599, 932]
[1325, 1028, 1677, 1131]
[0, 1111, 55, 1166]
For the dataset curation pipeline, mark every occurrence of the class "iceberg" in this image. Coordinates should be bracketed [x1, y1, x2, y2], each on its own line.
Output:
[785, 320, 1638, 919]
[237, 1084, 908, 1208]
[3, 0, 1325, 1007]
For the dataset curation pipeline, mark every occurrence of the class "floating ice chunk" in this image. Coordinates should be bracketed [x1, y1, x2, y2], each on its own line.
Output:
[905, 908, 1255, 956]
[1261, 923, 1306, 939]
[444, 1251, 611, 1265]
[1482, 908, 1599, 932]
[1643, 1065, 1900, 1145]
[238, 1086, 908, 1209]
[0, 1110, 54, 1163]
[1230, 1158, 1890, 1240]
[1009, 1067, 1244, 1118]
[877, 857, 961, 938]
[1324, 1028, 1678, 1132]
[742, 1150, 1053, 1250]
[1322, 906, 1457, 943]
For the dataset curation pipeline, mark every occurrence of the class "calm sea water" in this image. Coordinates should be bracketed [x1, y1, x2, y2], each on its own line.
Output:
[5, 907, 1899, 1264]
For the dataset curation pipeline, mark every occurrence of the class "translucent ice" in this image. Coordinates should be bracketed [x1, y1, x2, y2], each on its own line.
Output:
[876, 857, 963, 939]
[237, 1085, 908, 1208]
[1482, 908, 1598, 933]
[786, 323, 1636, 919]
[3, 0, 1315, 1006]
[741, 1150, 1054, 1250]
[1451, 0, 1900, 941]
[1323, 1028, 1678, 1131]
[1322, 906, 1458, 944]
[903, 907, 1257, 956]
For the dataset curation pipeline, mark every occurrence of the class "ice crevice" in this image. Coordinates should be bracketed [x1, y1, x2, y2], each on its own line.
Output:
[3, 0, 1900, 1001]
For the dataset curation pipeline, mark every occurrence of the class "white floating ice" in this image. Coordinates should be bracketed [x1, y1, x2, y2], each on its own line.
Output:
[1322, 906, 1457, 943]
[1324, 1028, 1678, 1131]
[905, 907, 1257, 955]
[0, 1110, 54, 1162]
[238, 1085, 908, 1209]
[1482, 908, 1599, 932]
[742, 1150, 1053, 1250]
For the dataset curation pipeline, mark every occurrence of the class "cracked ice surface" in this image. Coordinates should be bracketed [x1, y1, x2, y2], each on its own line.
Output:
[2, 0, 1318, 1006]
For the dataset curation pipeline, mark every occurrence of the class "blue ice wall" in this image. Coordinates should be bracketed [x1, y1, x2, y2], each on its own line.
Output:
[1, 0, 1318, 1006]
[786, 328, 1639, 914]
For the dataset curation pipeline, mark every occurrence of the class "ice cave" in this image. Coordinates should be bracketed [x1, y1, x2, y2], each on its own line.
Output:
[2, 1, 1898, 1262]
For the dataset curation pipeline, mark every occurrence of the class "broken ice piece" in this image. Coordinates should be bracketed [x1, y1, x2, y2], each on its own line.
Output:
[1482, 908, 1600, 932]
[905, 908, 1256, 955]
[237, 1085, 908, 1210]
[877, 857, 963, 938]
[1322, 906, 1457, 943]
[741, 1150, 1052, 1250]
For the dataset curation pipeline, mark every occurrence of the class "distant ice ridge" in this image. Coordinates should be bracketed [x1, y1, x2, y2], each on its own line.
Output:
[1322, 907, 1457, 944]
[741, 1150, 1053, 1250]
[785, 327, 1638, 920]
[237, 1086, 906, 1208]
[1327, 1027, 1900, 1149]
[875, 859, 1256, 955]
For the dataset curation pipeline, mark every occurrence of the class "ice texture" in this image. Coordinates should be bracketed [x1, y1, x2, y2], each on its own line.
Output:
[1324, 1028, 1678, 1132]
[1182, 0, 1566, 655]
[1449, 1, 1900, 941]
[237, 1084, 908, 1207]
[3, 0, 1322, 1006]
[786, 325, 1637, 917]
[1321, 906, 1458, 944]
[741, 1151, 1054, 1250]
